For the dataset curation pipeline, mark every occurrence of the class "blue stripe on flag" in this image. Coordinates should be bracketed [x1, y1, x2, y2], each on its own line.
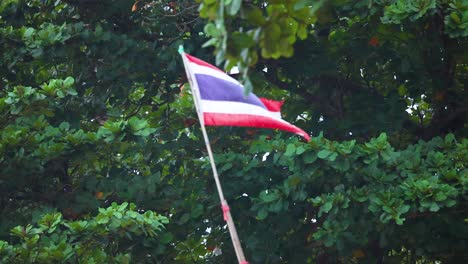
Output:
[194, 74, 266, 109]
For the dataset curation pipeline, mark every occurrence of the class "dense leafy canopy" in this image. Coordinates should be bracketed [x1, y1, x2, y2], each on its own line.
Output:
[1, 202, 169, 263]
[1, 0, 467, 263]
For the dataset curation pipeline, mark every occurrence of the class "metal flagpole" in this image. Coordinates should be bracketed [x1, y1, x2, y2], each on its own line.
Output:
[179, 46, 248, 264]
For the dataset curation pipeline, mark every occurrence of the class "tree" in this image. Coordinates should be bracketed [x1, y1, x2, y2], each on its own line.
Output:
[0, 202, 169, 263]
[0, 0, 206, 262]
[1, 0, 467, 263]
[196, 0, 468, 263]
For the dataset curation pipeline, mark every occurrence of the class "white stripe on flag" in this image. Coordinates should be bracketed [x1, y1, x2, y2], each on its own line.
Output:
[188, 62, 239, 85]
[201, 100, 283, 120]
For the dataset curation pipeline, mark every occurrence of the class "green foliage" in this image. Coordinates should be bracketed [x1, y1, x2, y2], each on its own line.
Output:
[381, 0, 437, 24]
[200, 0, 320, 92]
[1, 0, 467, 263]
[0, 0, 204, 262]
[444, 0, 468, 37]
[0, 203, 169, 263]
[200, 0, 468, 100]
[380, 0, 468, 38]
[215, 133, 467, 262]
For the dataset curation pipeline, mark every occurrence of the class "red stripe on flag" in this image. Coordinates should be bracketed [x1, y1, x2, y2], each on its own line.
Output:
[185, 54, 224, 73]
[259, 98, 284, 112]
[203, 113, 310, 141]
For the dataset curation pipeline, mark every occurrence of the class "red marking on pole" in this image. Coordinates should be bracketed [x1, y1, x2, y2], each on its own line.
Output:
[221, 204, 230, 221]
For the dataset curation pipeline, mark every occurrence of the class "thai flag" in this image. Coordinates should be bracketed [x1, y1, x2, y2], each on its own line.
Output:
[182, 53, 310, 141]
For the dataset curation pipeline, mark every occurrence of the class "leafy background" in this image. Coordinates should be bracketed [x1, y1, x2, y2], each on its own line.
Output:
[0, 0, 467, 263]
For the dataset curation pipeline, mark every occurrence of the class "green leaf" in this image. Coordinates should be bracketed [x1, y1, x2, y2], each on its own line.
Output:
[319, 201, 333, 216]
[231, 32, 255, 49]
[191, 204, 204, 218]
[228, 0, 242, 16]
[63, 77, 74, 87]
[317, 149, 332, 159]
[450, 12, 461, 24]
[444, 133, 455, 144]
[310, 196, 321, 204]
[296, 146, 306, 155]
[24, 27, 34, 38]
[128, 117, 146, 131]
[243, 6, 265, 26]
[204, 23, 219, 37]
[429, 202, 440, 212]
[66, 88, 78, 96]
[260, 190, 279, 203]
[328, 152, 338, 162]
[269, 200, 283, 213]
[59, 122, 70, 130]
[285, 144, 296, 156]
[399, 205, 410, 214]
[220, 163, 233, 172]
[293, 0, 309, 11]
[303, 152, 317, 163]
[256, 208, 268, 220]
[322, 202, 332, 213]
[134, 127, 156, 137]
[160, 233, 174, 244]
[202, 38, 218, 48]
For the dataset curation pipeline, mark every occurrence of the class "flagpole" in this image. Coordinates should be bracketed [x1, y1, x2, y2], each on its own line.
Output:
[179, 46, 248, 264]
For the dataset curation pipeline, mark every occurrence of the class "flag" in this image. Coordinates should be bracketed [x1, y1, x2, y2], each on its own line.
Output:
[183, 53, 310, 141]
